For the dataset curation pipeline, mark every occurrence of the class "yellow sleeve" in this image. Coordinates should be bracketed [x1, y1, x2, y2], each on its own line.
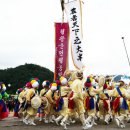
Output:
[40, 89, 46, 97]
[72, 80, 83, 100]
[93, 87, 103, 94]
[82, 91, 87, 98]
[107, 89, 115, 97]
[112, 88, 123, 97]
[26, 89, 34, 101]
[68, 81, 73, 87]
[71, 80, 79, 99]
[126, 92, 130, 99]
[18, 91, 24, 103]
[45, 90, 54, 104]
[62, 86, 72, 92]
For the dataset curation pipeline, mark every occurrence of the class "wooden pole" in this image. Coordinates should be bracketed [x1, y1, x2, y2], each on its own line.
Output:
[60, 0, 65, 22]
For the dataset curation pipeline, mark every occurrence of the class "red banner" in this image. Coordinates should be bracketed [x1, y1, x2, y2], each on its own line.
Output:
[54, 23, 69, 80]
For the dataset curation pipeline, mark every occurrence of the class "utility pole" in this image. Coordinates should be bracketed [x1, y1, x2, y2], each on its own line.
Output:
[122, 37, 130, 67]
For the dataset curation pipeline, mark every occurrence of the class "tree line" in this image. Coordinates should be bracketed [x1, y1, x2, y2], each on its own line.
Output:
[0, 63, 54, 94]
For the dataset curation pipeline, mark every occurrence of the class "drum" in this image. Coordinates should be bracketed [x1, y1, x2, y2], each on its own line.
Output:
[31, 96, 42, 109]
[98, 76, 105, 87]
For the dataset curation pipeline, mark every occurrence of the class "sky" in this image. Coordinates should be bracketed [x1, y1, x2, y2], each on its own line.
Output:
[0, 0, 130, 75]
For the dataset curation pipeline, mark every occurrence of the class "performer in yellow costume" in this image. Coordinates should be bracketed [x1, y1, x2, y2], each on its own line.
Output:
[18, 88, 26, 120]
[39, 80, 50, 122]
[43, 82, 57, 123]
[54, 76, 72, 125]
[61, 70, 92, 130]
[20, 81, 33, 121]
[61, 70, 79, 125]
[98, 82, 111, 124]
[84, 76, 103, 125]
[23, 80, 40, 125]
[108, 80, 130, 128]
[126, 82, 130, 123]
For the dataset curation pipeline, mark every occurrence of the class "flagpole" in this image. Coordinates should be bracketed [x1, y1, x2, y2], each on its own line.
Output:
[60, 0, 70, 71]
[62, 11, 64, 22]
[60, 0, 65, 22]
[122, 37, 130, 67]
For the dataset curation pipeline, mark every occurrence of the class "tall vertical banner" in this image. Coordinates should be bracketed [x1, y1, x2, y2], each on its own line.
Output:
[54, 23, 69, 80]
[64, 0, 83, 69]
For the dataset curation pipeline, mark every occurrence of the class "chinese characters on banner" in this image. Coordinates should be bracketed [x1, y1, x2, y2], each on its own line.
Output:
[64, 0, 83, 69]
[54, 23, 69, 80]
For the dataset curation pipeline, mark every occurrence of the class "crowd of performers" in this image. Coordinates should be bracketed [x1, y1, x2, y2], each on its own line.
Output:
[1, 70, 130, 129]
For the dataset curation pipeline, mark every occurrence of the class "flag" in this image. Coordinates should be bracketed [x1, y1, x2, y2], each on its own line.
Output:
[54, 23, 69, 80]
[64, 0, 83, 69]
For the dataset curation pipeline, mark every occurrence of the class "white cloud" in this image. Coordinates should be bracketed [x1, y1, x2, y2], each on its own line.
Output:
[0, 0, 130, 75]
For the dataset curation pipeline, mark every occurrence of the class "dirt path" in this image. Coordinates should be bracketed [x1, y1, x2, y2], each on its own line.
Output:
[0, 115, 130, 130]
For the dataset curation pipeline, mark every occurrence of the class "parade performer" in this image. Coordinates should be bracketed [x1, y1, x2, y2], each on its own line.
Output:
[61, 70, 79, 127]
[23, 79, 41, 125]
[18, 86, 28, 120]
[98, 81, 111, 124]
[60, 70, 92, 130]
[110, 80, 130, 128]
[84, 76, 103, 125]
[126, 82, 130, 123]
[13, 88, 23, 118]
[42, 82, 57, 123]
[54, 76, 71, 125]
[18, 81, 33, 121]
[1, 84, 9, 100]
[39, 80, 50, 121]
[0, 82, 9, 120]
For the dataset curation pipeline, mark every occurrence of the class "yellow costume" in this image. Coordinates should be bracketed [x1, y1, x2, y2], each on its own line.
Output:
[42, 83, 57, 123]
[98, 88, 111, 124]
[60, 86, 71, 116]
[126, 84, 130, 122]
[71, 79, 85, 114]
[84, 87, 98, 124]
[84, 77, 103, 125]
[18, 90, 26, 104]
[108, 81, 130, 128]
[60, 70, 92, 130]
[23, 80, 40, 126]
[44, 89, 55, 115]
[18, 90, 26, 118]
[26, 88, 37, 116]
[39, 80, 51, 122]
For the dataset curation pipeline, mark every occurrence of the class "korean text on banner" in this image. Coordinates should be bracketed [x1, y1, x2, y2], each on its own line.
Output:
[54, 23, 69, 80]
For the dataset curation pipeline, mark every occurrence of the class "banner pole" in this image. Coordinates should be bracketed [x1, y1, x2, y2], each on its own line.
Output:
[62, 11, 64, 22]
[60, 0, 65, 22]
